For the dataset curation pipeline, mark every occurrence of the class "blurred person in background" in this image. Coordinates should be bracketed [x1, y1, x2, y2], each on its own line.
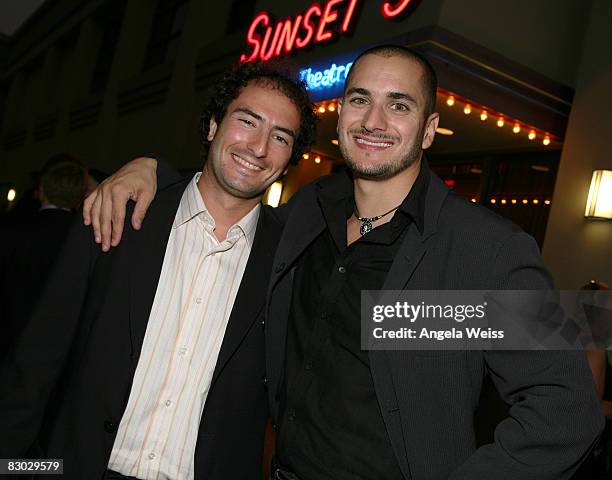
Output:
[574, 280, 612, 479]
[0, 153, 86, 360]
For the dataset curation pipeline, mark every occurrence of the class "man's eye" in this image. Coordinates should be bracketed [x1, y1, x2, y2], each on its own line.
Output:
[391, 103, 409, 111]
[274, 135, 289, 145]
[240, 118, 255, 126]
[350, 97, 367, 105]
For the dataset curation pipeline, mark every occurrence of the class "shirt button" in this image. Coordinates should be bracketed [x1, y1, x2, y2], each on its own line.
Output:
[338, 265, 346, 274]
[304, 362, 313, 371]
[195, 297, 202, 304]
[178, 347, 188, 356]
[164, 400, 172, 407]
[288, 410, 296, 422]
[148, 453, 156, 460]
[320, 312, 328, 320]
[103, 420, 116, 433]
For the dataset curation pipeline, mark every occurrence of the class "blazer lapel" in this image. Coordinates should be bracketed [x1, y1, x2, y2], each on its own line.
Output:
[128, 180, 189, 364]
[210, 207, 283, 387]
[369, 165, 450, 480]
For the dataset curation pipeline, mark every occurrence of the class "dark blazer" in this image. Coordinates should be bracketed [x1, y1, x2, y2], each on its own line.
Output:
[0, 208, 75, 360]
[265, 166, 605, 480]
[0, 178, 283, 479]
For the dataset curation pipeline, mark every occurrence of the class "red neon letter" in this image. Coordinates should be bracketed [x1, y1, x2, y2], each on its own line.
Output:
[316, 0, 343, 42]
[275, 16, 302, 56]
[240, 12, 270, 62]
[296, 4, 322, 49]
[260, 21, 282, 61]
[341, 0, 359, 32]
[381, 0, 413, 18]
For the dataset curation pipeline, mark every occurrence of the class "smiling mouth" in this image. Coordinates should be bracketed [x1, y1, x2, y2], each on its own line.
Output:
[231, 153, 263, 171]
[354, 136, 394, 148]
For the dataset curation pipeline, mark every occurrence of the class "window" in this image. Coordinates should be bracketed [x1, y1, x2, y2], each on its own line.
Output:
[90, 0, 127, 94]
[142, 0, 189, 71]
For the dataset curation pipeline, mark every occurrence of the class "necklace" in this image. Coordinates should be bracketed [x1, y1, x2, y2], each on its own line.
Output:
[354, 203, 401, 236]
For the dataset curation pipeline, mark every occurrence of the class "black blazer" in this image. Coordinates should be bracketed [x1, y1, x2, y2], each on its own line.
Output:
[0, 178, 283, 479]
[265, 166, 604, 480]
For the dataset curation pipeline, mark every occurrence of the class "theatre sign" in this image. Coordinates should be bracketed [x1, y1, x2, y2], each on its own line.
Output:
[240, 0, 423, 62]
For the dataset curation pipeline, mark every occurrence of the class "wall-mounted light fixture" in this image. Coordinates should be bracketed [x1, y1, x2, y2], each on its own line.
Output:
[264, 181, 283, 208]
[585, 170, 612, 219]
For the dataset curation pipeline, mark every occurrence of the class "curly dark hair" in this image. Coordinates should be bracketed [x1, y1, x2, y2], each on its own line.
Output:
[200, 61, 317, 166]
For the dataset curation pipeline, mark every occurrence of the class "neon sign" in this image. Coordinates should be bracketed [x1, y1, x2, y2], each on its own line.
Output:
[240, 0, 421, 62]
[300, 62, 353, 90]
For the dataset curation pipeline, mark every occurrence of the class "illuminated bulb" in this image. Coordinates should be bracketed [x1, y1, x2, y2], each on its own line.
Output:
[528, 130, 536, 140]
[303, 153, 309, 160]
[490, 198, 496, 204]
[315, 156, 321, 164]
[497, 117, 504, 127]
[543, 135, 551, 146]
[513, 123, 521, 134]
[480, 110, 488, 121]
[463, 104, 471, 115]
[544, 199, 551, 205]
[511, 199, 517, 204]
[471, 198, 477, 203]
[533, 199, 539, 205]
[318, 106, 325, 113]
[501, 199, 507, 204]
[265, 181, 283, 208]
[328, 104, 335, 112]
[522, 199, 528, 204]
[7, 188, 16, 202]
[331, 139, 339, 145]
[446, 96, 455, 106]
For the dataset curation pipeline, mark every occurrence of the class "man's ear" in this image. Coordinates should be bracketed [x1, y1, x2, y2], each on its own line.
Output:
[422, 112, 439, 150]
[207, 116, 218, 141]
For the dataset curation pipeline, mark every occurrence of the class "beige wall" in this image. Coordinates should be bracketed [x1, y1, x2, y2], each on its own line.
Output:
[542, 0, 612, 288]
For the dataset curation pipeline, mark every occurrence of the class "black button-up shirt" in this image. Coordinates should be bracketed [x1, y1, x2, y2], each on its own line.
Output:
[277, 165, 429, 479]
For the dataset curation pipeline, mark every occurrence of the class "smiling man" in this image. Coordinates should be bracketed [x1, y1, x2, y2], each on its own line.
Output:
[81, 46, 602, 480]
[0, 62, 316, 480]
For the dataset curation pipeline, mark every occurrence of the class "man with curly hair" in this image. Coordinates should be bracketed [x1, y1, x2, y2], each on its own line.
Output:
[77, 45, 602, 480]
[0, 62, 316, 480]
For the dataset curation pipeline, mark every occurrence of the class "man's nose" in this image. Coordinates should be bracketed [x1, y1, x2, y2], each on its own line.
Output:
[362, 104, 388, 132]
[247, 129, 269, 158]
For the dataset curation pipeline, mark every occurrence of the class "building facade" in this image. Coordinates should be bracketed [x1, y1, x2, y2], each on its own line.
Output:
[0, 0, 610, 287]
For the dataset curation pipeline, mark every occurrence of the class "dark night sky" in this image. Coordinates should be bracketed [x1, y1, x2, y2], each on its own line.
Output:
[0, 0, 46, 36]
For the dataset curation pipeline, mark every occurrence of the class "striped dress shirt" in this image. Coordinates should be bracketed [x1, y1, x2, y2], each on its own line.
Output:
[108, 173, 260, 480]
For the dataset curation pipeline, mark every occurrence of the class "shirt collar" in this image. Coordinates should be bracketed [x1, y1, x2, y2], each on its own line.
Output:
[319, 159, 429, 235]
[173, 173, 260, 247]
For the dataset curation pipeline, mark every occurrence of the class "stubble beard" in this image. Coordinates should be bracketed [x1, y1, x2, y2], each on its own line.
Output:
[340, 127, 425, 180]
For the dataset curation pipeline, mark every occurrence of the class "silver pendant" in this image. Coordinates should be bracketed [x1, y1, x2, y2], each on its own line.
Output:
[360, 220, 372, 236]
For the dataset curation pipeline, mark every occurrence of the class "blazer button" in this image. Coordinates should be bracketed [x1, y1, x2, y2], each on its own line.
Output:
[274, 262, 285, 273]
[261, 320, 265, 330]
[262, 376, 269, 390]
[104, 420, 116, 433]
[272, 423, 279, 432]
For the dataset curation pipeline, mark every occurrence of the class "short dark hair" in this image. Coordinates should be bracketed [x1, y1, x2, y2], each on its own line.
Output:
[200, 62, 317, 166]
[40, 153, 87, 209]
[344, 45, 438, 118]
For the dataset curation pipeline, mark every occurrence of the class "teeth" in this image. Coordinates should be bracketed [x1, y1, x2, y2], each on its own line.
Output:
[232, 154, 262, 171]
[355, 138, 393, 147]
